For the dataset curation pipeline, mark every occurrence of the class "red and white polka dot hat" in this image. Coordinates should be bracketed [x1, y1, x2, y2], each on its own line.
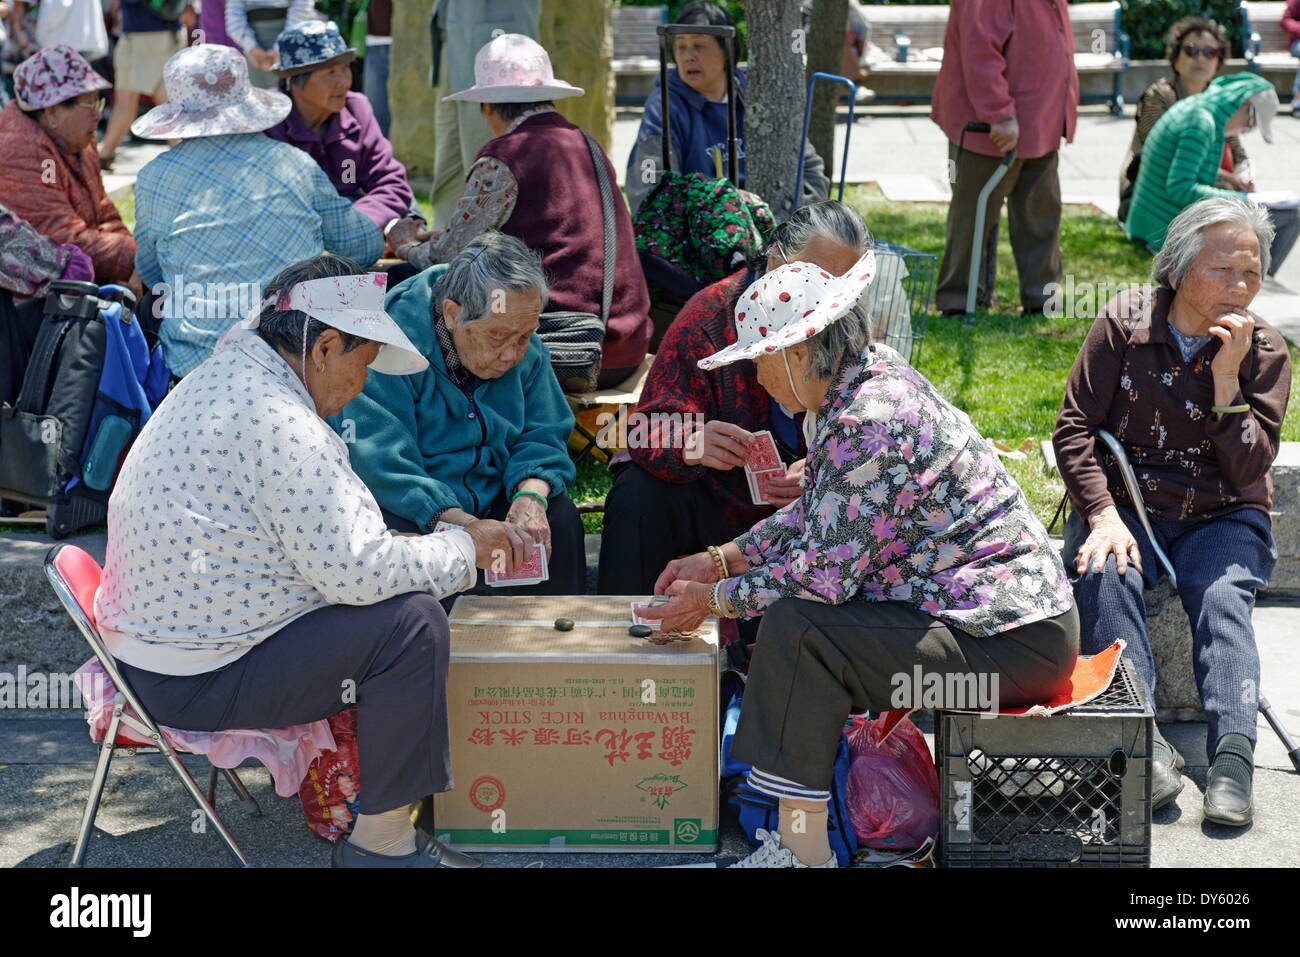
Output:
[697, 250, 877, 371]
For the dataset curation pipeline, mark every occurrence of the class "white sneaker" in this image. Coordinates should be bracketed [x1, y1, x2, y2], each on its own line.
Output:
[729, 828, 837, 868]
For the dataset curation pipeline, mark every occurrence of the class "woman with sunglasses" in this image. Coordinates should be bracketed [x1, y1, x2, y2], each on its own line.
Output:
[1118, 17, 1246, 225]
[0, 45, 139, 294]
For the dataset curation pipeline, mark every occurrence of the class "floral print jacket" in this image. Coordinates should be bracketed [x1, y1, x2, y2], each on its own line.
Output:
[723, 344, 1074, 637]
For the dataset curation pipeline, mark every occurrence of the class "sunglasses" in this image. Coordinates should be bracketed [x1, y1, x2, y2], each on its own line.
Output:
[1180, 44, 1222, 60]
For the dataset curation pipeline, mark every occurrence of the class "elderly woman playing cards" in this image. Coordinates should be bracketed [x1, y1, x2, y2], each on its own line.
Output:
[644, 249, 1080, 868]
[95, 254, 529, 869]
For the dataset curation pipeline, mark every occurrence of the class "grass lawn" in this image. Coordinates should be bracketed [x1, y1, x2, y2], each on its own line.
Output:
[112, 183, 1300, 537]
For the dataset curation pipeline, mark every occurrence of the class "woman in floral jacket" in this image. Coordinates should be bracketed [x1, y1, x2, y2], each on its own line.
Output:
[644, 248, 1078, 868]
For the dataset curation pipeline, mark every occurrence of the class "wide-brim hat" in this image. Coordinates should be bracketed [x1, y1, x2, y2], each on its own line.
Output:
[698, 250, 878, 370]
[132, 45, 291, 140]
[442, 33, 584, 103]
[241, 272, 427, 376]
[1248, 87, 1279, 144]
[13, 44, 110, 111]
[273, 20, 357, 77]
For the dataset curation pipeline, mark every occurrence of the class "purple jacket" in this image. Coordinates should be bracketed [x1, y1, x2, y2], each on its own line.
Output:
[199, 0, 236, 49]
[263, 91, 413, 231]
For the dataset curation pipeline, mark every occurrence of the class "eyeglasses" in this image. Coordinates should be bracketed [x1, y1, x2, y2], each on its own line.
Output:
[1244, 103, 1257, 132]
[1180, 44, 1222, 60]
[70, 97, 105, 114]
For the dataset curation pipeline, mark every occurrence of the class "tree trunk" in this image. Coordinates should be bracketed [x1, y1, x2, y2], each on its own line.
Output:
[744, 0, 807, 218]
[805, 0, 847, 180]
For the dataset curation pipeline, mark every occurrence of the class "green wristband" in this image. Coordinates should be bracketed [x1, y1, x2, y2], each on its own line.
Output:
[512, 489, 549, 510]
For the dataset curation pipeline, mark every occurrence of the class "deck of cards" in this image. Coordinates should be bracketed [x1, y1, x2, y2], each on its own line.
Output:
[744, 430, 785, 506]
[486, 542, 549, 587]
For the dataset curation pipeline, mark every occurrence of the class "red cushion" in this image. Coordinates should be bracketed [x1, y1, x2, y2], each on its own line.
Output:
[50, 545, 102, 629]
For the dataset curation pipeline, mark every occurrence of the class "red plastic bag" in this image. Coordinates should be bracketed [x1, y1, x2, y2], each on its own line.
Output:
[298, 708, 361, 842]
[845, 714, 939, 850]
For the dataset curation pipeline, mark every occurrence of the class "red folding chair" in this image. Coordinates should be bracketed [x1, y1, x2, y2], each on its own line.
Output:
[44, 544, 256, 867]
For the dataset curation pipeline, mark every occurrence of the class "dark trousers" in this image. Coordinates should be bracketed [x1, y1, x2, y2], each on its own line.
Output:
[731, 598, 1079, 790]
[1265, 204, 1300, 276]
[1064, 506, 1273, 759]
[117, 593, 453, 815]
[598, 463, 758, 595]
[381, 491, 587, 597]
[936, 144, 1063, 313]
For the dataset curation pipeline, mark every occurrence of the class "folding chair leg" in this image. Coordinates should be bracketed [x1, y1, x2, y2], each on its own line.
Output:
[158, 746, 250, 867]
[70, 711, 121, 867]
[222, 767, 262, 817]
[207, 765, 219, 806]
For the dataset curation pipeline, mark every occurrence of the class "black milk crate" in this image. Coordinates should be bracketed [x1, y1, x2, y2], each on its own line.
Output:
[936, 657, 1154, 868]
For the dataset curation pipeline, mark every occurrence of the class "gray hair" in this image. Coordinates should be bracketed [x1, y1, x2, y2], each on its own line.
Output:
[440, 231, 549, 324]
[1152, 197, 1275, 287]
[255, 254, 372, 357]
[803, 302, 873, 380]
[765, 199, 871, 262]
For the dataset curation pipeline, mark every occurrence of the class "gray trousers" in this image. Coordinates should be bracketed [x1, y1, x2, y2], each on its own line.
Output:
[117, 592, 452, 815]
[731, 598, 1079, 791]
[936, 144, 1064, 314]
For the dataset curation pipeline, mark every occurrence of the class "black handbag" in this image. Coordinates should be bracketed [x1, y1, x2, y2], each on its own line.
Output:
[537, 131, 616, 394]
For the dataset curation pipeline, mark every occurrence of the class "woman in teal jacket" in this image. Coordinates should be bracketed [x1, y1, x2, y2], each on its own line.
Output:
[329, 233, 583, 594]
[1126, 73, 1296, 274]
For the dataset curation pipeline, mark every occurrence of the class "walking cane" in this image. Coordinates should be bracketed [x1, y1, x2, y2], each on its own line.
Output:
[959, 122, 1015, 325]
[1098, 430, 1300, 767]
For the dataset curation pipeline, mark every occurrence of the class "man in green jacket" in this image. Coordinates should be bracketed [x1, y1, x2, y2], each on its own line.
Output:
[329, 233, 584, 595]
[1127, 73, 1296, 276]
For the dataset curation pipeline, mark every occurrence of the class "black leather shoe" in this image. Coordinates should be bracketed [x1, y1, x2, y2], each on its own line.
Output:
[333, 832, 484, 868]
[1203, 771, 1253, 827]
[1151, 749, 1185, 811]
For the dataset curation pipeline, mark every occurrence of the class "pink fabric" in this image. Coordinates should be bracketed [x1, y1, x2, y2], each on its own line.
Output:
[930, 0, 1079, 160]
[73, 659, 337, 798]
[1284, 0, 1300, 46]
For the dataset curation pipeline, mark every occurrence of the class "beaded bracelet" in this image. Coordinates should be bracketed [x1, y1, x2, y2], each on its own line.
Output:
[707, 544, 729, 582]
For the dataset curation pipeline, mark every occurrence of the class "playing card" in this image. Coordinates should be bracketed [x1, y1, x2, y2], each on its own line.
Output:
[751, 467, 786, 505]
[745, 430, 781, 472]
[631, 596, 670, 626]
[486, 542, 549, 586]
[432, 521, 462, 534]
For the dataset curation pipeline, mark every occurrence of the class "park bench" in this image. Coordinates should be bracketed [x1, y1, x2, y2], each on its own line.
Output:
[860, 1, 1129, 115]
[1242, 0, 1298, 86]
[613, 3, 668, 104]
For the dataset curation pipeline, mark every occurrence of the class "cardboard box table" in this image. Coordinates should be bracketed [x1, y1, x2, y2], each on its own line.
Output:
[434, 595, 719, 853]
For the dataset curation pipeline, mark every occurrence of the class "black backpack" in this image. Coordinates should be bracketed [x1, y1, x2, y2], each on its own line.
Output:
[0, 282, 162, 538]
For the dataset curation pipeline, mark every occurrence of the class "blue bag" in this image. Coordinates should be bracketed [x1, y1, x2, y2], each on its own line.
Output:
[721, 679, 858, 866]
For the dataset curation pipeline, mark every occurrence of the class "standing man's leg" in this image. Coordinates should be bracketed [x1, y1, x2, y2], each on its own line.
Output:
[1005, 149, 1064, 313]
[1264, 205, 1299, 276]
[363, 41, 392, 137]
[1291, 39, 1300, 116]
[431, 49, 467, 226]
[935, 143, 1020, 314]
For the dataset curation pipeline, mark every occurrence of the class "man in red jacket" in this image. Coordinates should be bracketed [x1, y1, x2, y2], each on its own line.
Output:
[1284, 0, 1300, 117]
[931, 0, 1078, 316]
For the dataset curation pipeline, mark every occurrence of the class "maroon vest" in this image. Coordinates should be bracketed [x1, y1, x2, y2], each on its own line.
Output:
[477, 112, 651, 371]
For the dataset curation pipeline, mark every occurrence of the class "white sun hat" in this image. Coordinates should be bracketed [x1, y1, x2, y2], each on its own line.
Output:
[241, 273, 427, 375]
[442, 33, 584, 103]
[698, 250, 878, 370]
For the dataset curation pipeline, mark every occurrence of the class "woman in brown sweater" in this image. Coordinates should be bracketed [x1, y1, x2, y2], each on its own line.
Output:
[1054, 197, 1291, 830]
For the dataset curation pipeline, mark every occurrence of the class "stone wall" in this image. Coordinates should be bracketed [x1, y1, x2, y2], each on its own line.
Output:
[388, 0, 613, 179]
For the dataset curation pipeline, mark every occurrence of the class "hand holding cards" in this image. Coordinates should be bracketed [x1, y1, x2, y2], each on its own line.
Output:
[486, 542, 549, 587]
[744, 430, 785, 505]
